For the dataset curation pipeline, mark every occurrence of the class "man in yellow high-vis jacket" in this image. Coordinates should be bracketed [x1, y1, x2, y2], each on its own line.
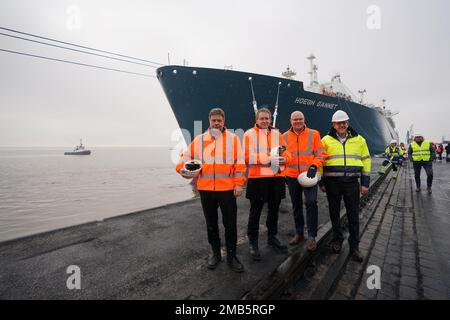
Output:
[319, 110, 371, 263]
[408, 133, 435, 194]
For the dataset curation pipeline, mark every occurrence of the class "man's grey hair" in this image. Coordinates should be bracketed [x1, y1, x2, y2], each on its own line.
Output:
[255, 107, 272, 121]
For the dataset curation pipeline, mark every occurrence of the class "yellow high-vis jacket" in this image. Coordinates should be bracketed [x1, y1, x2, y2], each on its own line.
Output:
[320, 126, 371, 188]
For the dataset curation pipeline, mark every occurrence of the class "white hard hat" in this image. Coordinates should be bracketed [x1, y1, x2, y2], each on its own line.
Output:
[331, 110, 350, 122]
[390, 139, 397, 144]
[183, 159, 202, 178]
[297, 171, 321, 188]
[414, 132, 423, 137]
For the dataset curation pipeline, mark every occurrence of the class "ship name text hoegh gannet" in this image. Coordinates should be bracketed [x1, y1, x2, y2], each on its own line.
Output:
[294, 97, 338, 110]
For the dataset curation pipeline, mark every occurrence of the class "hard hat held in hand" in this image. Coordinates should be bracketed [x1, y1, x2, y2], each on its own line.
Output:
[183, 159, 202, 178]
[297, 171, 321, 187]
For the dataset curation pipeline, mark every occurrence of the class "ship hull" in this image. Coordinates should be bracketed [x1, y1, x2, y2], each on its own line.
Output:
[64, 150, 91, 155]
[157, 65, 397, 154]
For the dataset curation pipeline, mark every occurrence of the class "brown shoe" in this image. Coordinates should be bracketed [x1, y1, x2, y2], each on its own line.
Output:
[289, 234, 305, 246]
[427, 187, 432, 194]
[306, 239, 317, 251]
[416, 187, 421, 192]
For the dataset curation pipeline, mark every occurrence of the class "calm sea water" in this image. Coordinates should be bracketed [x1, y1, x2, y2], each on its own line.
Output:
[0, 147, 195, 242]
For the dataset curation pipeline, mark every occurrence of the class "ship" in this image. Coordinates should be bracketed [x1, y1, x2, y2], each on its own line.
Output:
[64, 139, 91, 155]
[156, 55, 398, 154]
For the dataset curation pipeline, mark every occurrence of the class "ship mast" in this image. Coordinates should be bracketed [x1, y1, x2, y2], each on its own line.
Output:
[282, 65, 296, 79]
[307, 54, 318, 87]
[358, 89, 366, 104]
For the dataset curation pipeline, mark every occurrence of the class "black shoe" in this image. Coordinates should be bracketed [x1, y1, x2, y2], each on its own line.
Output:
[427, 187, 432, 194]
[268, 237, 288, 252]
[207, 253, 222, 270]
[249, 244, 261, 261]
[350, 249, 364, 263]
[227, 255, 244, 273]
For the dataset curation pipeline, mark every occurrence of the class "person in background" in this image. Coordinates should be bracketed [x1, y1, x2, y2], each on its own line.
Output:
[380, 140, 404, 179]
[445, 144, 450, 162]
[408, 133, 435, 194]
[400, 142, 407, 164]
[436, 144, 444, 162]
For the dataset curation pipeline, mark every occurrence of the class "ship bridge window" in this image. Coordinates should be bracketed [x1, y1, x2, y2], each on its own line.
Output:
[173, 69, 177, 74]
[157, 70, 163, 79]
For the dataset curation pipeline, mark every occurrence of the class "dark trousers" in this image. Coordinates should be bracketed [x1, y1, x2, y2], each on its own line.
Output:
[324, 178, 360, 251]
[199, 190, 237, 255]
[413, 161, 433, 188]
[247, 198, 281, 244]
[286, 177, 318, 238]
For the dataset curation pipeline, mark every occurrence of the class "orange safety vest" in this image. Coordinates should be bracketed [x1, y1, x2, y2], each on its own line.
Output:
[283, 126, 328, 178]
[243, 125, 292, 178]
[176, 129, 246, 191]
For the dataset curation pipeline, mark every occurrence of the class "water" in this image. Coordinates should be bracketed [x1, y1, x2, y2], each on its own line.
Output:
[0, 147, 195, 243]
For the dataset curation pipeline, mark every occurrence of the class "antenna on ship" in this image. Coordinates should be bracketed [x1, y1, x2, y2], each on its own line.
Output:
[282, 65, 296, 79]
[358, 89, 366, 104]
[307, 54, 318, 87]
[273, 82, 282, 127]
[248, 77, 258, 113]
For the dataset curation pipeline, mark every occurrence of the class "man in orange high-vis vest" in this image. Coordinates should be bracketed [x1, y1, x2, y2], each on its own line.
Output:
[176, 108, 246, 273]
[283, 111, 327, 251]
[244, 107, 292, 260]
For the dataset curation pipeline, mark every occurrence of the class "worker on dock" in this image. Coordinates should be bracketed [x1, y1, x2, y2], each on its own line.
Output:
[319, 110, 371, 263]
[400, 142, 407, 163]
[176, 107, 246, 273]
[380, 140, 404, 179]
[283, 111, 327, 252]
[436, 144, 444, 162]
[408, 133, 435, 194]
[243, 107, 292, 260]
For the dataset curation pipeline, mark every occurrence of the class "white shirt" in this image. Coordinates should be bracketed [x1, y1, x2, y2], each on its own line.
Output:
[337, 132, 348, 144]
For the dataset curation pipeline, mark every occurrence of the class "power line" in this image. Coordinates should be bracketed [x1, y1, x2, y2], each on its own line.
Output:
[0, 48, 156, 78]
[0, 32, 159, 68]
[0, 26, 165, 66]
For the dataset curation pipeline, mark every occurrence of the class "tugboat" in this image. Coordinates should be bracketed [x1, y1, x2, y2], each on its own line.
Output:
[64, 139, 91, 155]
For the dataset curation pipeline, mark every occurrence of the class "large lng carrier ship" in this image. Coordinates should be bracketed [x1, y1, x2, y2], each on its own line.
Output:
[157, 55, 398, 154]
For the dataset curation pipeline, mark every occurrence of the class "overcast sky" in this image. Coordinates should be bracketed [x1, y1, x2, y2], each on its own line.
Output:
[0, 0, 449, 147]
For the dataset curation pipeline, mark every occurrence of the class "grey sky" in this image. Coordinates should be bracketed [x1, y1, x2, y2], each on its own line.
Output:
[1, 0, 449, 147]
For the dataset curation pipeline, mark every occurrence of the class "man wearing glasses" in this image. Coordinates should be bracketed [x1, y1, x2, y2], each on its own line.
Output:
[319, 110, 371, 262]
